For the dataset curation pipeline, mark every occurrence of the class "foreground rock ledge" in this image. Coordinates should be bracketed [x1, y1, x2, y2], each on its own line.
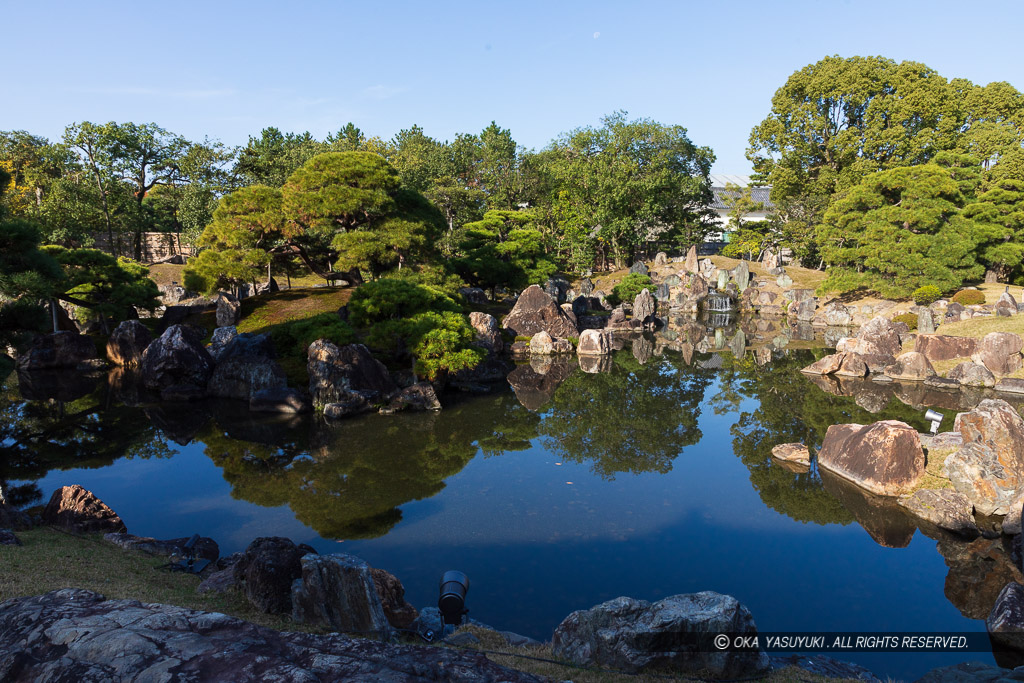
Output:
[0, 589, 543, 683]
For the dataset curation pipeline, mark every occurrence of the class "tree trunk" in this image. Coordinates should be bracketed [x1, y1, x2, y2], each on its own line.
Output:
[50, 299, 59, 334]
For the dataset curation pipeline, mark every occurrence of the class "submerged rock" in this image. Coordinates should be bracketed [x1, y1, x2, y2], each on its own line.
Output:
[898, 489, 978, 537]
[552, 592, 770, 678]
[771, 443, 811, 466]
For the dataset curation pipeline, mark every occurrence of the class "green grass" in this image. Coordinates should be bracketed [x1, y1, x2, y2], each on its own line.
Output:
[0, 527, 308, 632]
[933, 314, 1024, 340]
[236, 288, 353, 336]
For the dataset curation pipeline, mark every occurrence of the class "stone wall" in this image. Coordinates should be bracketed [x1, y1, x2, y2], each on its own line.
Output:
[90, 232, 194, 263]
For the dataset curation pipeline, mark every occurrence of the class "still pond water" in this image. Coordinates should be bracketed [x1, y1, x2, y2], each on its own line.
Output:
[3, 328, 1020, 680]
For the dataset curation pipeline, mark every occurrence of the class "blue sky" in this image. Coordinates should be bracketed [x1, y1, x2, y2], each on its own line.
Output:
[3, 0, 1023, 173]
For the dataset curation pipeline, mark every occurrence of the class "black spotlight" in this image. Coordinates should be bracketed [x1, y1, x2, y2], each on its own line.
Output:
[438, 570, 470, 626]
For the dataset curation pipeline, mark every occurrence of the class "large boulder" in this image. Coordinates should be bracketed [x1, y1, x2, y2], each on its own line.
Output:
[207, 333, 287, 401]
[233, 537, 305, 614]
[292, 553, 392, 636]
[41, 485, 126, 535]
[955, 399, 1024, 475]
[800, 352, 867, 377]
[945, 443, 1021, 516]
[552, 593, 770, 678]
[529, 330, 553, 355]
[215, 293, 241, 327]
[381, 382, 442, 414]
[207, 325, 238, 362]
[371, 568, 419, 630]
[16, 331, 97, 370]
[468, 311, 503, 354]
[817, 420, 925, 496]
[0, 589, 543, 683]
[501, 285, 578, 339]
[855, 316, 903, 357]
[139, 324, 215, 394]
[307, 341, 397, 408]
[577, 329, 612, 356]
[683, 245, 699, 273]
[915, 334, 979, 362]
[884, 352, 936, 381]
[105, 321, 153, 367]
[457, 287, 488, 306]
[633, 288, 657, 326]
[972, 332, 1024, 375]
[822, 302, 852, 326]
[948, 360, 996, 388]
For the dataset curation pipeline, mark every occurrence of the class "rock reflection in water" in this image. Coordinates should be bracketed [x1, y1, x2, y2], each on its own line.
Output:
[507, 360, 574, 411]
[819, 469, 917, 548]
[17, 369, 100, 403]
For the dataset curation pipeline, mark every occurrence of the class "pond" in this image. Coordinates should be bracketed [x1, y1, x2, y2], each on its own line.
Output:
[3, 318, 1021, 681]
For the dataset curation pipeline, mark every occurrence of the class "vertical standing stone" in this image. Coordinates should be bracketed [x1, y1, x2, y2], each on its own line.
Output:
[918, 308, 935, 335]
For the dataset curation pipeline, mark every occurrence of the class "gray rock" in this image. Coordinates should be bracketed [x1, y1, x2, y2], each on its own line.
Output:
[308, 341, 397, 408]
[292, 553, 392, 636]
[197, 568, 238, 595]
[552, 592, 770, 678]
[633, 288, 657, 325]
[234, 537, 304, 614]
[140, 324, 215, 394]
[0, 589, 542, 682]
[457, 287, 488, 305]
[884, 351, 936, 381]
[208, 333, 287, 401]
[381, 382, 442, 414]
[822, 302, 852, 326]
[898, 489, 978, 537]
[733, 260, 750, 291]
[996, 378, 1024, 394]
[949, 360, 996, 388]
[207, 325, 238, 362]
[772, 654, 880, 683]
[216, 293, 241, 327]
[918, 308, 936, 334]
[972, 332, 1024, 375]
[577, 329, 612, 355]
[468, 311, 503, 354]
[629, 261, 649, 276]
[103, 532, 219, 564]
[502, 285, 578, 339]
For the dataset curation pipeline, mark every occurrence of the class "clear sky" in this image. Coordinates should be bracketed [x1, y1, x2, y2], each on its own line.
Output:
[3, 0, 1023, 173]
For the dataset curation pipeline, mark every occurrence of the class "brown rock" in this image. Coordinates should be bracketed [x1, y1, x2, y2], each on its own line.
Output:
[915, 334, 979, 362]
[834, 353, 869, 377]
[502, 285, 578, 339]
[801, 353, 844, 375]
[898, 489, 978, 537]
[380, 382, 442, 414]
[577, 329, 612, 355]
[105, 320, 153, 367]
[972, 332, 1024, 375]
[771, 443, 811, 465]
[817, 420, 926, 496]
[939, 536, 1024, 620]
[41, 485, 126, 534]
[855, 316, 903, 357]
[955, 398, 1024, 476]
[884, 352, 936, 381]
[683, 245, 699, 274]
[371, 568, 419, 629]
[529, 330, 554, 354]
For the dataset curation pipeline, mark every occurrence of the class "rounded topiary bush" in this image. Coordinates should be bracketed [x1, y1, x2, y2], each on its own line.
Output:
[607, 273, 655, 307]
[950, 289, 985, 306]
[912, 285, 942, 306]
[892, 312, 918, 330]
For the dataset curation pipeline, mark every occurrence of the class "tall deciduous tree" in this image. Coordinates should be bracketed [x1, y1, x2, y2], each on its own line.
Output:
[548, 112, 714, 269]
[818, 164, 982, 297]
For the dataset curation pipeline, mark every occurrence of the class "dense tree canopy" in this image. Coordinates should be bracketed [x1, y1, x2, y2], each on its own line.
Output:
[819, 163, 982, 297]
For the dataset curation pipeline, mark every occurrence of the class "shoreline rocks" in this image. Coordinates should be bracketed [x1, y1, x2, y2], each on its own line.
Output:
[817, 420, 925, 496]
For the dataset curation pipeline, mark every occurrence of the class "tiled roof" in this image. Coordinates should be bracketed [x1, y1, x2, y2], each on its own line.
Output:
[711, 185, 773, 211]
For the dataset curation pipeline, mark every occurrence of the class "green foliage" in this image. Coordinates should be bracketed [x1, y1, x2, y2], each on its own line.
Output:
[348, 279, 482, 380]
[963, 178, 1024, 281]
[42, 246, 160, 322]
[951, 289, 986, 305]
[348, 278, 460, 327]
[892, 312, 918, 330]
[452, 209, 557, 292]
[608, 273, 655, 307]
[912, 285, 943, 305]
[819, 164, 982, 298]
[270, 313, 357, 355]
[0, 298, 49, 352]
[547, 111, 715, 269]
[282, 152, 399, 234]
[0, 219, 62, 300]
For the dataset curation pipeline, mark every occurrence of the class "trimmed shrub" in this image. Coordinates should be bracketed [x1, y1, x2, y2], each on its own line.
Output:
[607, 273, 655, 307]
[912, 285, 943, 306]
[950, 289, 985, 306]
[348, 278, 460, 327]
[892, 312, 918, 330]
